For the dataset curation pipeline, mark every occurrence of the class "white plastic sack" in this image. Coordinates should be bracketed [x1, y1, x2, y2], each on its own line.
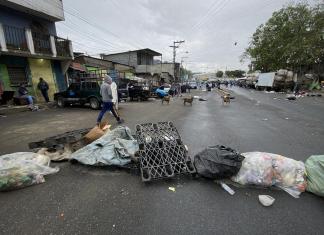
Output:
[231, 152, 274, 186]
[0, 152, 59, 191]
[232, 152, 306, 198]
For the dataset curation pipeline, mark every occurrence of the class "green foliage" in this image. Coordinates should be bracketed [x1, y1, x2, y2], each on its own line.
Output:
[225, 70, 245, 78]
[180, 67, 193, 80]
[216, 70, 224, 78]
[244, 3, 324, 72]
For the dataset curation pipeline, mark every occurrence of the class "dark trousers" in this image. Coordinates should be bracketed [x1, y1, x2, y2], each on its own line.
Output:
[97, 101, 120, 123]
[41, 89, 49, 102]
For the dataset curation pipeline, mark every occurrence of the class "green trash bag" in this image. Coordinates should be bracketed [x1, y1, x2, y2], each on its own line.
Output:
[305, 155, 324, 197]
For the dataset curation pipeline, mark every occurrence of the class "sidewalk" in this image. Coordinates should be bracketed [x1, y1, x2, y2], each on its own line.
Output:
[0, 102, 56, 116]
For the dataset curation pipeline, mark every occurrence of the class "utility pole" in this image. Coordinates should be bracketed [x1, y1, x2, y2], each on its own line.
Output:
[169, 40, 185, 83]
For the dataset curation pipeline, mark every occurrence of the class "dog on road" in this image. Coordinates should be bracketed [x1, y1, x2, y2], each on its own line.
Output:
[183, 96, 193, 105]
[162, 95, 171, 104]
[222, 94, 231, 105]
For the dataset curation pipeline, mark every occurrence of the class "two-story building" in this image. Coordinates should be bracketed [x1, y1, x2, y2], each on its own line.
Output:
[100, 48, 180, 85]
[0, 0, 73, 102]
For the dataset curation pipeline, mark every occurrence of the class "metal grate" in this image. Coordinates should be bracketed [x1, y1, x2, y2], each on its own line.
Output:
[135, 122, 195, 182]
[32, 31, 52, 55]
[3, 25, 28, 52]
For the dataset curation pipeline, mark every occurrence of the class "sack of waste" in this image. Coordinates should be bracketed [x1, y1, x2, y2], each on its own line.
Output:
[305, 155, 324, 197]
[71, 126, 139, 166]
[194, 145, 245, 179]
[231, 152, 274, 186]
[0, 152, 59, 191]
[232, 152, 306, 198]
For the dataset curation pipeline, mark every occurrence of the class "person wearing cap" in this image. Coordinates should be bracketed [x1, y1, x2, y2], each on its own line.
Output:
[97, 75, 123, 125]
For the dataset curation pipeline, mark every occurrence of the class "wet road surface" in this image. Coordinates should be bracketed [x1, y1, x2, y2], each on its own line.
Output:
[0, 87, 323, 235]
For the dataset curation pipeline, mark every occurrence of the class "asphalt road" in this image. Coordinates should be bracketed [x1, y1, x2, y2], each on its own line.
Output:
[0, 87, 323, 235]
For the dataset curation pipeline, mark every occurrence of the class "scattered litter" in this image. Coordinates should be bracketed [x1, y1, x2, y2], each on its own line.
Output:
[199, 98, 207, 101]
[83, 121, 111, 144]
[305, 155, 324, 197]
[220, 182, 235, 195]
[194, 145, 244, 179]
[60, 213, 64, 218]
[71, 126, 139, 166]
[285, 117, 289, 120]
[168, 187, 176, 192]
[258, 195, 275, 207]
[286, 95, 296, 100]
[120, 189, 129, 196]
[193, 96, 200, 99]
[37, 145, 72, 162]
[0, 152, 59, 191]
[0, 115, 6, 118]
[262, 118, 268, 121]
[232, 152, 307, 198]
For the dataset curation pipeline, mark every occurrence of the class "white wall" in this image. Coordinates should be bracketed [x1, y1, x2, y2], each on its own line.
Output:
[0, 0, 64, 21]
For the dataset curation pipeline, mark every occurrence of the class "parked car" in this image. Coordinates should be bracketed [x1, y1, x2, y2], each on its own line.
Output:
[128, 83, 150, 101]
[188, 82, 197, 89]
[54, 80, 130, 109]
[155, 86, 170, 98]
[54, 81, 102, 109]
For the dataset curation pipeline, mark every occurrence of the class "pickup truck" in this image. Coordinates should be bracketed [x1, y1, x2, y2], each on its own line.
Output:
[54, 81, 102, 109]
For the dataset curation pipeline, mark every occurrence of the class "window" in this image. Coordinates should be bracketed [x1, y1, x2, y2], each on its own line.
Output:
[69, 83, 80, 91]
[7, 66, 28, 86]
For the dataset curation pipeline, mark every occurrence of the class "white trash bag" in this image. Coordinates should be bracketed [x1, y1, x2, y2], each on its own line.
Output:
[232, 152, 306, 198]
[0, 152, 59, 191]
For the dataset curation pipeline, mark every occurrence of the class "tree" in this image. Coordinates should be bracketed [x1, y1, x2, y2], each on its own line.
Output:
[216, 70, 223, 78]
[224, 70, 245, 78]
[243, 3, 324, 72]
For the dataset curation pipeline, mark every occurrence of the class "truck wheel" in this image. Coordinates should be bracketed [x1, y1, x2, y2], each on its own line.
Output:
[89, 98, 100, 110]
[57, 97, 65, 108]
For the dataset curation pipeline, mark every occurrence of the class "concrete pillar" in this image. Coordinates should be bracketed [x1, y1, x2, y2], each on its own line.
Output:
[0, 23, 7, 51]
[25, 28, 35, 54]
[50, 35, 57, 57]
[68, 40, 74, 59]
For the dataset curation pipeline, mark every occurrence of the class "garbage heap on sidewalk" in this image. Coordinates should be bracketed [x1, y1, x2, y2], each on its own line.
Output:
[0, 122, 323, 201]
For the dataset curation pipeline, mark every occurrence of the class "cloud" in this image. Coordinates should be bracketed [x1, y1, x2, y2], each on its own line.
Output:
[57, 0, 311, 72]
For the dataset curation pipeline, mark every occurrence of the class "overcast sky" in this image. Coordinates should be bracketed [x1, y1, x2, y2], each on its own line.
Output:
[56, 0, 314, 72]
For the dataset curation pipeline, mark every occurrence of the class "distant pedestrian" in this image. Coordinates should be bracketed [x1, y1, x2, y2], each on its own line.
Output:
[37, 77, 49, 102]
[97, 75, 123, 125]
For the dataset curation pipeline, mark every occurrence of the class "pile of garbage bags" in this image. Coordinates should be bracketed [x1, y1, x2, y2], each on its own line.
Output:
[232, 152, 307, 198]
[71, 126, 139, 166]
[194, 145, 244, 179]
[0, 152, 59, 191]
[305, 155, 324, 197]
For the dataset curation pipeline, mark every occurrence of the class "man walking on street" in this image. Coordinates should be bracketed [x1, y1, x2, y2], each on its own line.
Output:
[97, 75, 123, 125]
[37, 77, 49, 102]
[111, 78, 118, 110]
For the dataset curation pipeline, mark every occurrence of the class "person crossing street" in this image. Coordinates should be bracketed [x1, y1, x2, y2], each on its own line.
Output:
[96, 75, 123, 125]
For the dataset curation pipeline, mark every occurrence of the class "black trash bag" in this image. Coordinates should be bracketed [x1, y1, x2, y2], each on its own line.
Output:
[194, 145, 245, 179]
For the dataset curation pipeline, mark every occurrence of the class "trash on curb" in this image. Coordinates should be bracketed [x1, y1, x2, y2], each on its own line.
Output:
[258, 195, 275, 206]
[193, 96, 200, 99]
[220, 182, 235, 195]
[0, 152, 59, 191]
[194, 145, 244, 179]
[168, 187, 176, 192]
[70, 126, 139, 166]
[232, 152, 307, 198]
[135, 122, 195, 182]
[305, 155, 324, 197]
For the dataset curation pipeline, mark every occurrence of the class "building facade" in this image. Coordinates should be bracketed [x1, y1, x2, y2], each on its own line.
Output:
[70, 54, 134, 83]
[100, 48, 180, 85]
[0, 0, 73, 102]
